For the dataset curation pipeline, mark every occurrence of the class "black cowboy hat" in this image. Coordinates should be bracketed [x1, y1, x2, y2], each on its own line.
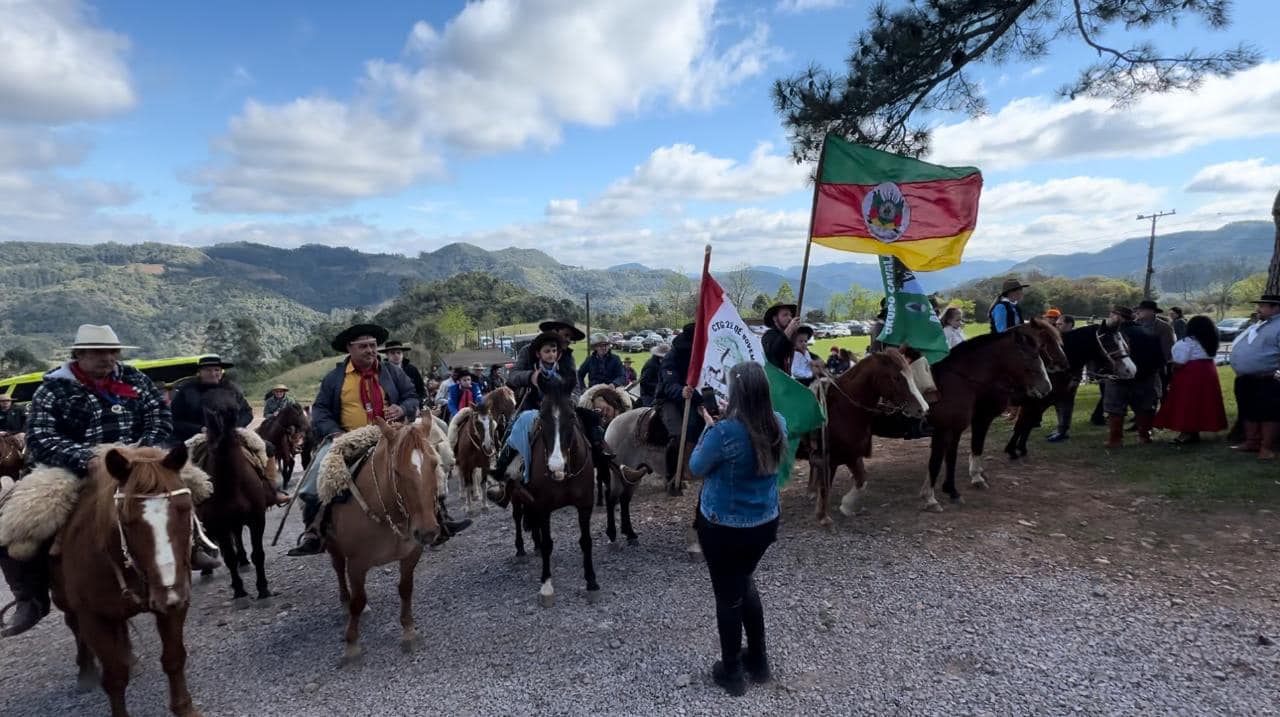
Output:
[196, 355, 234, 369]
[1000, 277, 1030, 296]
[1134, 299, 1163, 313]
[529, 331, 564, 358]
[538, 320, 586, 343]
[378, 340, 412, 353]
[763, 303, 798, 326]
[331, 323, 389, 353]
[1110, 305, 1135, 321]
[1255, 294, 1280, 306]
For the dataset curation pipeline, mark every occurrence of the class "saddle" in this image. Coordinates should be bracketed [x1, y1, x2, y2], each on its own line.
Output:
[635, 408, 669, 447]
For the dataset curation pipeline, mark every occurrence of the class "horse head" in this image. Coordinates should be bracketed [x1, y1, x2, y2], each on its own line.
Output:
[1018, 319, 1070, 374]
[470, 403, 495, 456]
[100, 444, 194, 613]
[879, 347, 930, 417]
[278, 403, 310, 450]
[838, 349, 927, 418]
[1009, 330, 1053, 398]
[896, 344, 940, 403]
[1094, 325, 1137, 380]
[535, 388, 585, 483]
[372, 418, 440, 548]
[202, 388, 243, 446]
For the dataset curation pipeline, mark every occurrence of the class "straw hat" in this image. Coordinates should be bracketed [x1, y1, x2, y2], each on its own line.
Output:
[650, 344, 670, 357]
[271, 384, 289, 392]
[65, 324, 137, 350]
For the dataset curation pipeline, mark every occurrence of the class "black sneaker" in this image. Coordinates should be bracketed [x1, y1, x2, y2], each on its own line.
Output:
[743, 654, 772, 684]
[711, 660, 747, 696]
[1046, 431, 1070, 443]
[286, 530, 324, 557]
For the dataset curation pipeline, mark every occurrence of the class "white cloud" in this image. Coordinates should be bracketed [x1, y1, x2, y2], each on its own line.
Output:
[776, 0, 844, 13]
[930, 61, 1280, 171]
[982, 176, 1165, 217]
[194, 0, 779, 212]
[1185, 158, 1280, 194]
[0, 127, 89, 170]
[0, 0, 134, 123]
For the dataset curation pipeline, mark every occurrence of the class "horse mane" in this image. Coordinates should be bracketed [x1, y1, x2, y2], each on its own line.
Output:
[203, 388, 256, 492]
[941, 330, 1009, 359]
[261, 403, 307, 441]
[82, 446, 179, 549]
[447, 406, 481, 448]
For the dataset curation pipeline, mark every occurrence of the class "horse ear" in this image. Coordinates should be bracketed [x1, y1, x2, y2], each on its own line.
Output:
[104, 449, 131, 483]
[162, 443, 188, 473]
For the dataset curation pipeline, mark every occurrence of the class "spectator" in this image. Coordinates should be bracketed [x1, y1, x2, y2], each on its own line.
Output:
[447, 369, 483, 418]
[1046, 314, 1080, 443]
[988, 277, 1029, 333]
[825, 346, 842, 374]
[1155, 315, 1227, 444]
[834, 348, 855, 375]
[1169, 307, 1188, 341]
[1228, 294, 1280, 459]
[941, 307, 966, 349]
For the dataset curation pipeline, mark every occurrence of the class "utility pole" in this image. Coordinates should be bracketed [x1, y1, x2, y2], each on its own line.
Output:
[585, 292, 591, 344]
[1137, 209, 1176, 299]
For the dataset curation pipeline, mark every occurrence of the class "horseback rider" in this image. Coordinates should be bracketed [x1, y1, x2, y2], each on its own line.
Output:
[170, 355, 253, 443]
[638, 343, 668, 407]
[380, 340, 426, 400]
[509, 319, 584, 412]
[660, 323, 705, 494]
[988, 278, 1029, 333]
[263, 384, 297, 419]
[578, 333, 626, 389]
[287, 323, 470, 557]
[446, 368, 483, 419]
[0, 392, 26, 435]
[761, 304, 800, 372]
[0, 325, 219, 638]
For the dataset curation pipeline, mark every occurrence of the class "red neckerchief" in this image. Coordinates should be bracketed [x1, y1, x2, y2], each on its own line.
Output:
[355, 360, 386, 422]
[69, 361, 139, 401]
[458, 385, 476, 411]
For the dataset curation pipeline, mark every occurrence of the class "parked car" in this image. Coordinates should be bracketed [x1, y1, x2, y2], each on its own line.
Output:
[849, 322, 868, 336]
[1218, 317, 1251, 342]
[623, 338, 645, 352]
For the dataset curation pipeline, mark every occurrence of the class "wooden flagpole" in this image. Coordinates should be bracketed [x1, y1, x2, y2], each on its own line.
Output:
[794, 136, 829, 320]
[672, 244, 712, 497]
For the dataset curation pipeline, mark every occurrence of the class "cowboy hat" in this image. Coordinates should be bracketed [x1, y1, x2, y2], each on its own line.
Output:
[65, 324, 137, 350]
[331, 323, 389, 353]
[378, 340, 412, 353]
[623, 357, 633, 363]
[271, 384, 289, 392]
[196, 355, 234, 369]
[1110, 305, 1135, 321]
[589, 333, 611, 347]
[1134, 299, 1163, 314]
[1255, 294, 1280, 306]
[529, 331, 564, 358]
[763, 303, 798, 327]
[1000, 278, 1030, 295]
[538, 320, 586, 343]
[650, 343, 670, 357]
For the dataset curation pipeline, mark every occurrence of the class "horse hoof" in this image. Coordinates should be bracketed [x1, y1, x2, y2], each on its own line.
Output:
[950, 495, 965, 504]
[817, 515, 833, 528]
[686, 547, 704, 563]
[233, 596, 251, 610]
[586, 589, 602, 605]
[608, 540, 622, 552]
[626, 536, 639, 547]
[75, 670, 99, 694]
[921, 501, 943, 513]
[199, 569, 214, 579]
[971, 479, 988, 490]
[340, 647, 364, 669]
[538, 592, 555, 608]
[256, 595, 273, 608]
[400, 636, 419, 654]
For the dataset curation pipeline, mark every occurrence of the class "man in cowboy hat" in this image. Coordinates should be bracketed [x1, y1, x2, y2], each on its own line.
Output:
[0, 391, 26, 435]
[288, 323, 470, 556]
[263, 384, 297, 419]
[1133, 299, 1176, 369]
[0, 325, 216, 637]
[622, 356, 637, 385]
[1228, 294, 1280, 459]
[507, 319, 584, 413]
[988, 277, 1029, 333]
[379, 340, 426, 401]
[658, 323, 705, 494]
[1101, 306, 1165, 448]
[638, 343, 668, 407]
[761, 303, 800, 371]
[170, 355, 253, 443]
[471, 363, 489, 393]
[578, 333, 626, 390]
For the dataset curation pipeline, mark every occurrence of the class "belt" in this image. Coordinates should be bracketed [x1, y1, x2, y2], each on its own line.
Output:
[1239, 371, 1280, 380]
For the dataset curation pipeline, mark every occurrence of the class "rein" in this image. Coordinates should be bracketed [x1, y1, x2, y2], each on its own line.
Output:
[1087, 329, 1133, 381]
[467, 415, 495, 457]
[112, 487, 192, 605]
[346, 431, 414, 541]
[820, 372, 913, 417]
[533, 410, 592, 481]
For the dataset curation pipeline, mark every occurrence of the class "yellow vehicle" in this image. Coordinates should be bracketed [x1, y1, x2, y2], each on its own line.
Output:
[0, 356, 208, 403]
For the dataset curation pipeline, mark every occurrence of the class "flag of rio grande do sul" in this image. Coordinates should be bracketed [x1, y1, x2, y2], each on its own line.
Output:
[686, 271, 765, 410]
[810, 135, 982, 272]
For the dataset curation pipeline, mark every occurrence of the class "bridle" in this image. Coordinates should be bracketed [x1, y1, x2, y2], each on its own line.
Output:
[533, 408, 591, 481]
[349, 427, 421, 542]
[467, 413, 495, 457]
[111, 487, 191, 605]
[817, 365, 918, 417]
[1088, 328, 1132, 381]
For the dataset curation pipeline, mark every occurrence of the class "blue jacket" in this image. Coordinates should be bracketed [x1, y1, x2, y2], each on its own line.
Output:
[578, 351, 626, 388]
[690, 413, 786, 528]
[311, 359, 419, 439]
[988, 298, 1023, 333]
[447, 383, 483, 417]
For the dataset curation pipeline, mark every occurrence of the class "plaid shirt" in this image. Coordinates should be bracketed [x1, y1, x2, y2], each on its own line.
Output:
[26, 362, 172, 477]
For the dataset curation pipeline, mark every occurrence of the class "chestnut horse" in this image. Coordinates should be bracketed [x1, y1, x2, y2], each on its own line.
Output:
[807, 347, 930, 525]
[485, 386, 517, 444]
[0, 432, 23, 480]
[922, 327, 1053, 510]
[196, 389, 274, 607]
[51, 444, 199, 717]
[327, 419, 439, 666]
[511, 388, 599, 607]
[448, 405, 495, 515]
[257, 403, 309, 490]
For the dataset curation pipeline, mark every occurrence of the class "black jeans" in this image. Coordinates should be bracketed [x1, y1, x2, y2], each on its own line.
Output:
[696, 515, 778, 668]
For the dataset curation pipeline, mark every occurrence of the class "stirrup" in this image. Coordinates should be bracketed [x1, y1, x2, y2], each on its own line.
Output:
[0, 598, 48, 637]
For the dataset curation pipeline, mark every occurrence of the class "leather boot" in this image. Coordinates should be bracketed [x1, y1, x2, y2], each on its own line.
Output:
[432, 496, 472, 546]
[189, 516, 222, 572]
[712, 658, 747, 697]
[1136, 412, 1154, 444]
[487, 445, 520, 507]
[1231, 421, 1261, 452]
[287, 496, 325, 557]
[1105, 415, 1124, 449]
[0, 547, 51, 638]
[743, 645, 771, 684]
[1259, 422, 1279, 460]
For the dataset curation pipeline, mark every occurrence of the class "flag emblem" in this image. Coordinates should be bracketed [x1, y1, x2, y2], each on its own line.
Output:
[862, 182, 910, 243]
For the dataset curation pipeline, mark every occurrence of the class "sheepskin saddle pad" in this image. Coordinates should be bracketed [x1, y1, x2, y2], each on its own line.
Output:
[186, 428, 277, 489]
[0, 446, 212, 561]
[317, 425, 382, 506]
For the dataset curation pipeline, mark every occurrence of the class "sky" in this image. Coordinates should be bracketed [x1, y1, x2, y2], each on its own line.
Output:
[2, 0, 1279, 274]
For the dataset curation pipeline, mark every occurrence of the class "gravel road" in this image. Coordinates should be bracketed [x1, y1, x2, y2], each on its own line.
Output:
[2, 463, 1278, 716]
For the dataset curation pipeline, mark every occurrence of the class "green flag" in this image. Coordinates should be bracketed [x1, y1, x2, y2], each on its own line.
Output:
[765, 362, 826, 486]
[876, 255, 950, 364]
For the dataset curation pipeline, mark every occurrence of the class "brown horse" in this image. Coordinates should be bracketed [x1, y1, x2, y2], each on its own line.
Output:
[448, 405, 495, 515]
[257, 403, 309, 490]
[0, 432, 23, 480]
[51, 444, 199, 717]
[922, 328, 1053, 510]
[485, 386, 517, 442]
[510, 388, 599, 607]
[807, 348, 930, 525]
[326, 419, 439, 666]
[196, 389, 274, 607]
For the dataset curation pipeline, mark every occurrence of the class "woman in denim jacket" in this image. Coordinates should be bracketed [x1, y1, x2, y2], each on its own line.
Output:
[689, 361, 786, 696]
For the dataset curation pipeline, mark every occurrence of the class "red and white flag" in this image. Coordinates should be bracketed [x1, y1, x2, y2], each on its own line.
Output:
[687, 261, 765, 410]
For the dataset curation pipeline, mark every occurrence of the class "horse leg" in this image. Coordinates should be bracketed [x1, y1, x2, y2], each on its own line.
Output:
[328, 549, 351, 606]
[579, 504, 600, 602]
[341, 564, 370, 667]
[64, 611, 99, 693]
[921, 434, 945, 512]
[944, 431, 964, 504]
[78, 614, 132, 717]
[154, 607, 198, 717]
[969, 407, 996, 489]
[840, 458, 868, 517]
[513, 503, 526, 558]
[215, 528, 249, 605]
[810, 449, 832, 526]
[398, 549, 423, 653]
[604, 480, 618, 545]
[620, 484, 638, 546]
[234, 529, 249, 568]
[537, 513, 555, 608]
[248, 514, 271, 602]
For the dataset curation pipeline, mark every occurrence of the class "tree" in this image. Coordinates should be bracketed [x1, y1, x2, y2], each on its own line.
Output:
[437, 305, 474, 350]
[751, 293, 771, 315]
[723, 265, 757, 310]
[660, 275, 695, 320]
[1, 347, 44, 375]
[847, 285, 881, 320]
[1269, 189, 1280, 295]
[1204, 258, 1251, 319]
[229, 317, 264, 369]
[203, 318, 232, 357]
[772, 0, 1258, 160]
[1160, 263, 1204, 304]
[804, 309, 827, 323]
[774, 281, 796, 305]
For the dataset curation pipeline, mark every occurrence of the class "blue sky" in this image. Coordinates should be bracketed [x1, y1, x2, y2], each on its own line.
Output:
[2, 0, 1278, 272]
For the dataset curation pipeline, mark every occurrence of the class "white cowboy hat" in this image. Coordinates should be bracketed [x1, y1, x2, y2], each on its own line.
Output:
[65, 324, 137, 350]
